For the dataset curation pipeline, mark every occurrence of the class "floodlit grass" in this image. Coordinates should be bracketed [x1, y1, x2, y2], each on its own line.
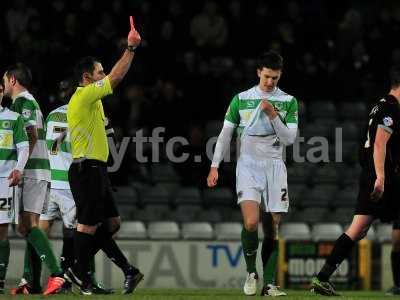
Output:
[0, 289, 397, 300]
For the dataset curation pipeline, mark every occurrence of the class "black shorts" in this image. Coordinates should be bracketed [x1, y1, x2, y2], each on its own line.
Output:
[69, 159, 119, 225]
[355, 169, 400, 222]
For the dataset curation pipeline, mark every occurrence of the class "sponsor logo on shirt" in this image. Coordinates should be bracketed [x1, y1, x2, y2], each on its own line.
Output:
[1, 121, 10, 129]
[247, 100, 256, 108]
[383, 116, 393, 127]
[0, 132, 13, 148]
[22, 109, 32, 119]
[95, 79, 105, 87]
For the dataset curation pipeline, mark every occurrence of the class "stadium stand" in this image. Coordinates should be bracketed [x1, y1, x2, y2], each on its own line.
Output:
[49, 221, 64, 239]
[181, 222, 214, 240]
[215, 222, 242, 240]
[311, 223, 343, 241]
[117, 221, 147, 239]
[147, 221, 180, 240]
[375, 224, 393, 243]
[3, 1, 399, 242]
[280, 223, 311, 241]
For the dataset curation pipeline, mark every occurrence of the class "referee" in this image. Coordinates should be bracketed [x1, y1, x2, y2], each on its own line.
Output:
[64, 17, 142, 295]
[311, 65, 400, 296]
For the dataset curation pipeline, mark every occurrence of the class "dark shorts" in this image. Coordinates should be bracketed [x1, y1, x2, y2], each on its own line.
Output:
[355, 169, 400, 222]
[69, 159, 119, 226]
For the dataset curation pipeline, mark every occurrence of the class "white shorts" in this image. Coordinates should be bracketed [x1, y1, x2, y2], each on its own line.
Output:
[0, 178, 19, 224]
[236, 155, 289, 213]
[21, 178, 50, 215]
[40, 189, 76, 229]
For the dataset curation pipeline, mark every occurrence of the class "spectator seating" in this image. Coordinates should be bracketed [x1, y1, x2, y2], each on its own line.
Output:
[148, 221, 180, 240]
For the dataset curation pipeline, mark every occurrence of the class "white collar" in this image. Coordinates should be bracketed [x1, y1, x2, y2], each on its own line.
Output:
[13, 90, 30, 101]
[255, 85, 278, 98]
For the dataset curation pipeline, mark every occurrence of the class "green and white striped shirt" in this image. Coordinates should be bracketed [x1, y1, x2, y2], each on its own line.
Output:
[0, 106, 29, 177]
[46, 105, 72, 190]
[11, 91, 50, 181]
[224, 86, 298, 160]
[225, 86, 298, 136]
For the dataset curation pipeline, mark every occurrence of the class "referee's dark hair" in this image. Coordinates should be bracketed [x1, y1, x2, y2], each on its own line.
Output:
[390, 65, 400, 89]
[73, 56, 99, 86]
[257, 51, 284, 71]
[5, 63, 32, 88]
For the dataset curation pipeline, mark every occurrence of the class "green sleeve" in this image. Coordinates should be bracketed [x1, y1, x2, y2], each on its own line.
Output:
[285, 97, 298, 126]
[224, 94, 240, 125]
[12, 97, 37, 127]
[13, 115, 29, 147]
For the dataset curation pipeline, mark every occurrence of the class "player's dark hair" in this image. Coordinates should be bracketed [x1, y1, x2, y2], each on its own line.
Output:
[257, 51, 283, 71]
[390, 65, 400, 89]
[5, 63, 32, 88]
[73, 56, 99, 85]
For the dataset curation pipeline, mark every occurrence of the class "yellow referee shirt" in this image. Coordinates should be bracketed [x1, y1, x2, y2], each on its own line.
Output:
[67, 76, 113, 162]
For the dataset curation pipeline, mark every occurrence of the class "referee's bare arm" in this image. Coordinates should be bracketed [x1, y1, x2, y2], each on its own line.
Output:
[108, 16, 141, 89]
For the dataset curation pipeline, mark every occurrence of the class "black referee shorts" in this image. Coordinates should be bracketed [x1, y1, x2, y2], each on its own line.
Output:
[355, 169, 400, 222]
[69, 159, 119, 226]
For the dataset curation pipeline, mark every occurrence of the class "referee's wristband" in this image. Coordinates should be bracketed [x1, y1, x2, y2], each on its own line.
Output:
[127, 45, 137, 52]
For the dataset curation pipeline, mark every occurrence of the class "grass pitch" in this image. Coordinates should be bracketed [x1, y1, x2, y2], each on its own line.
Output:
[0, 289, 398, 299]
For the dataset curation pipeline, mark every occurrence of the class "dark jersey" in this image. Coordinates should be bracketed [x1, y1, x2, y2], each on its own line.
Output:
[359, 95, 400, 174]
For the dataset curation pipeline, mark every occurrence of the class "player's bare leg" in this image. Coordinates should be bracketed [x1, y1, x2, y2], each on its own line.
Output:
[241, 201, 260, 296]
[311, 215, 374, 296]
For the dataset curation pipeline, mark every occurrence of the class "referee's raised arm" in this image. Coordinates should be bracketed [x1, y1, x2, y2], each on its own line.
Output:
[65, 16, 144, 295]
[108, 16, 141, 89]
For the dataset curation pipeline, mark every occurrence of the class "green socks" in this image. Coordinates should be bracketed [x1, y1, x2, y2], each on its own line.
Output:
[263, 239, 279, 285]
[241, 227, 259, 274]
[0, 240, 10, 284]
[26, 227, 62, 276]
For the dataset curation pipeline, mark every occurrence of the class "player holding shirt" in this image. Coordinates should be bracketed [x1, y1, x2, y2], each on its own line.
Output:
[208, 51, 298, 296]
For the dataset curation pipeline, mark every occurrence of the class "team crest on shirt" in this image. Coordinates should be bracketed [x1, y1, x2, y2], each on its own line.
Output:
[383, 116, 393, 127]
[95, 79, 105, 87]
[22, 109, 31, 119]
[1, 121, 10, 129]
[278, 111, 287, 119]
[274, 102, 283, 110]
